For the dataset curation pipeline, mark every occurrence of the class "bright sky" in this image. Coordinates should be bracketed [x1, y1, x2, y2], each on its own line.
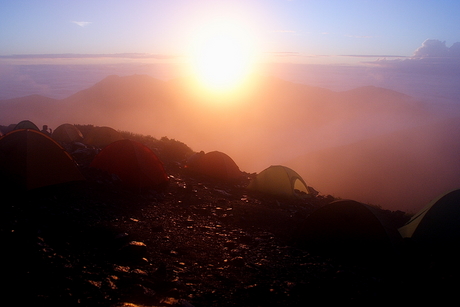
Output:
[1, 0, 459, 65]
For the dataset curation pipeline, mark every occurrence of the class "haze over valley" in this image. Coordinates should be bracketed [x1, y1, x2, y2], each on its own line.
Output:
[2, 70, 460, 213]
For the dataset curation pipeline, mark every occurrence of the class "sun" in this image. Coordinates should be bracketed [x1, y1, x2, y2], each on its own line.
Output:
[188, 21, 256, 93]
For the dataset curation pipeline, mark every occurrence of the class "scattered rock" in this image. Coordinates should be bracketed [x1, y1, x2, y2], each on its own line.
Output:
[1, 135, 445, 306]
[116, 241, 148, 263]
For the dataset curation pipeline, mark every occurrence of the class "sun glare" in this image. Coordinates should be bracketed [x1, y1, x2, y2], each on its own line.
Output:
[188, 21, 256, 93]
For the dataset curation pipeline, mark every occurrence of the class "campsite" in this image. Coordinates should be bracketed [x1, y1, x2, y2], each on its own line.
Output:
[2, 122, 460, 306]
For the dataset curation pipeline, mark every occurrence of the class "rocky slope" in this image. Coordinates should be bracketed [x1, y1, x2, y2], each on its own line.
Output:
[1, 129, 459, 306]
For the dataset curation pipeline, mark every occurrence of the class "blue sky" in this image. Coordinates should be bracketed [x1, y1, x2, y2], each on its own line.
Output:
[1, 0, 460, 64]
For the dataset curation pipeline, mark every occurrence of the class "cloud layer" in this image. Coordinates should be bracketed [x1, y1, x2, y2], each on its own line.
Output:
[1, 39, 459, 104]
[370, 39, 460, 81]
[0, 53, 177, 60]
[413, 39, 460, 58]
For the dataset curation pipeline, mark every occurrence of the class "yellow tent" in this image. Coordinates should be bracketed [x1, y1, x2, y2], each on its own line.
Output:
[247, 165, 310, 198]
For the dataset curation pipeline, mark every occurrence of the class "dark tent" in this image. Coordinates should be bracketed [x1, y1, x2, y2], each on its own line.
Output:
[14, 120, 40, 131]
[0, 129, 85, 190]
[82, 126, 124, 148]
[299, 200, 402, 259]
[186, 151, 241, 181]
[90, 139, 168, 189]
[52, 123, 84, 143]
[0, 124, 16, 135]
[399, 188, 460, 248]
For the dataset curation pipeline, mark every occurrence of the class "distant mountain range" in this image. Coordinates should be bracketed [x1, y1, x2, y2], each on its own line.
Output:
[287, 116, 460, 212]
[1, 74, 457, 212]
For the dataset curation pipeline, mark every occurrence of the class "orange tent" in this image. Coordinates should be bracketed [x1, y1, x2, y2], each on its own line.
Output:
[186, 151, 242, 180]
[52, 123, 84, 143]
[82, 126, 124, 148]
[90, 139, 168, 189]
[0, 129, 85, 190]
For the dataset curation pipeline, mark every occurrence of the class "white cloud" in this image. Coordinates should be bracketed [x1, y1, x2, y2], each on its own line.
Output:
[370, 39, 460, 71]
[449, 42, 460, 57]
[72, 21, 92, 27]
[413, 39, 460, 58]
[413, 39, 448, 58]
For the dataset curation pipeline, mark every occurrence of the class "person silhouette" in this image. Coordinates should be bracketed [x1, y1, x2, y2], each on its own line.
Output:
[41, 125, 52, 136]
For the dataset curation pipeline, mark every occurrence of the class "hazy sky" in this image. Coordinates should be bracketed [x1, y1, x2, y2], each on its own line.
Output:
[1, 1, 460, 212]
[2, 0, 460, 102]
[1, 0, 460, 65]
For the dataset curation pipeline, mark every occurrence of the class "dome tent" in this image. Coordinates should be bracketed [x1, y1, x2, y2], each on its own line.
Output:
[0, 129, 85, 190]
[399, 188, 460, 247]
[52, 123, 84, 143]
[14, 120, 40, 131]
[90, 139, 168, 190]
[186, 151, 242, 181]
[247, 165, 310, 198]
[82, 126, 124, 148]
[299, 199, 402, 259]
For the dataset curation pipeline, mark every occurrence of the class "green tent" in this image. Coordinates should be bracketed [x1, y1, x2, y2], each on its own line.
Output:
[247, 165, 310, 198]
[52, 123, 84, 143]
[14, 120, 40, 131]
[398, 188, 460, 246]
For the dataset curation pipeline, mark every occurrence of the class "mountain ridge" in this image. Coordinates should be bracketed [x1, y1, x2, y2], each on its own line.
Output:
[0, 74, 431, 149]
[1, 74, 448, 212]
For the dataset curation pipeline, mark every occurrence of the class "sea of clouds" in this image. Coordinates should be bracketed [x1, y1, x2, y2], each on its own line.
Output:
[1, 39, 459, 113]
[0, 62, 181, 100]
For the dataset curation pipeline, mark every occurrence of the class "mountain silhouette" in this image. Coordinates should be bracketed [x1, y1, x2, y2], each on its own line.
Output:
[0, 74, 450, 211]
[0, 94, 60, 125]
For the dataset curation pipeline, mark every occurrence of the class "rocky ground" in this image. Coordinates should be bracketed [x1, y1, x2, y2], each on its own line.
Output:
[2, 139, 460, 306]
